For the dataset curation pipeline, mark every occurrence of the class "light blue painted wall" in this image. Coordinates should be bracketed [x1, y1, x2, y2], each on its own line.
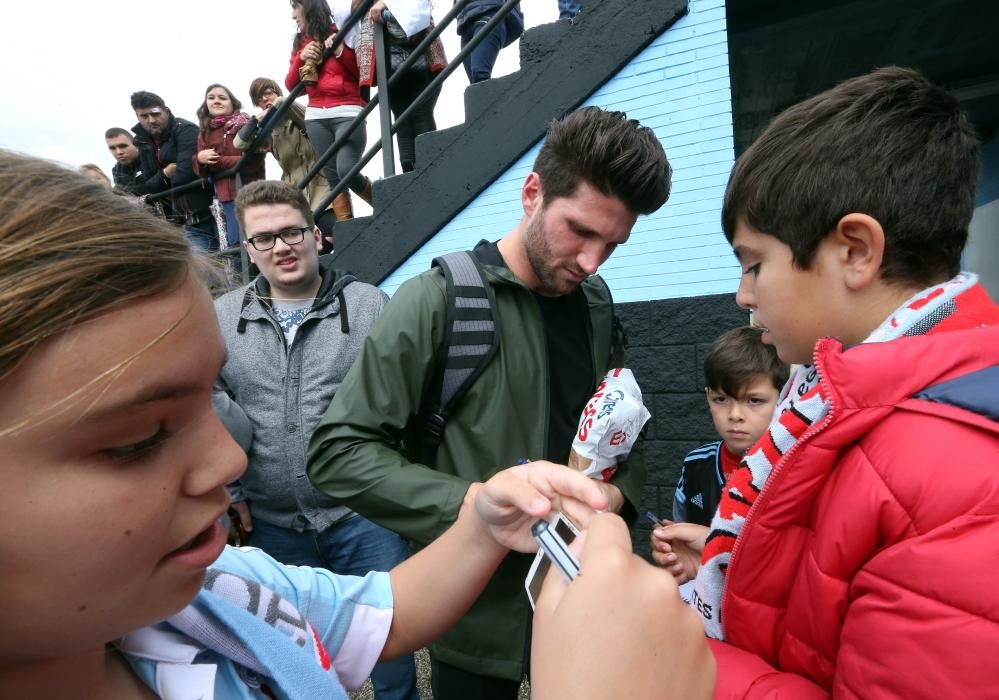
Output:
[967, 137, 999, 301]
[381, 0, 739, 300]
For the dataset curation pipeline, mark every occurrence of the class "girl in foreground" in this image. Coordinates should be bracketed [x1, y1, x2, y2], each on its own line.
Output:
[0, 150, 712, 698]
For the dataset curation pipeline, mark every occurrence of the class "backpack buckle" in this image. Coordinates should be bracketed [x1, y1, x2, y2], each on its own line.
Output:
[425, 412, 446, 443]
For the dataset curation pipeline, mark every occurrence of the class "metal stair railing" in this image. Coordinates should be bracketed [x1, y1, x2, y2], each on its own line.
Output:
[144, 0, 374, 208]
[139, 0, 524, 286]
[301, 0, 524, 222]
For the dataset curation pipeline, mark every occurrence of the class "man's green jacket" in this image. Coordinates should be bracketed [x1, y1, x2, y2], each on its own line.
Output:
[307, 249, 645, 680]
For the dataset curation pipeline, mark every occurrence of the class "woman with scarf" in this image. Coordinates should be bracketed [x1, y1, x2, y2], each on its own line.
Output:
[194, 84, 266, 248]
[287, 0, 373, 223]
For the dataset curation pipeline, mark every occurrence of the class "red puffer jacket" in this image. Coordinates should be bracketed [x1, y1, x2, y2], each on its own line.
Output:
[286, 30, 365, 109]
[711, 284, 999, 699]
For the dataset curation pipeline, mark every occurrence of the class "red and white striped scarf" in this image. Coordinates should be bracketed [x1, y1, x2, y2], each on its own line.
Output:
[692, 272, 980, 640]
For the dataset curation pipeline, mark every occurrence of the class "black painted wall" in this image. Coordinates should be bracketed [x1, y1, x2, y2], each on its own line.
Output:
[618, 294, 749, 559]
[331, 0, 689, 285]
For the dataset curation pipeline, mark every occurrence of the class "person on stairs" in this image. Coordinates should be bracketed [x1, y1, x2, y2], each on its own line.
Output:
[235, 78, 337, 254]
[286, 0, 375, 224]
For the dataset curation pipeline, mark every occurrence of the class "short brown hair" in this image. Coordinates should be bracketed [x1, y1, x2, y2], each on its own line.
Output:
[703, 327, 788, 397]
[722, 66, 981, 288]
[104, 127, 133, 140]
[130, 91, 166, 110]
[249, 78, 283, 107]
[235, 180, 314, 232]
[533, 106, 671, 215]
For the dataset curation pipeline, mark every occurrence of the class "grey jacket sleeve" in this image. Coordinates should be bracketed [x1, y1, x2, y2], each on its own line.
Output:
[212, 389, 253, 453]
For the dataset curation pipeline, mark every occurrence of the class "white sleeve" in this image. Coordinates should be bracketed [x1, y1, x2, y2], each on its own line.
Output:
[331, 0, 360, 48]
[385, 0, 434, 36]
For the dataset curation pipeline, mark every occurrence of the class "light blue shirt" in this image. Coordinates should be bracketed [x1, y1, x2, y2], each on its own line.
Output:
[119, 546, 394, 699]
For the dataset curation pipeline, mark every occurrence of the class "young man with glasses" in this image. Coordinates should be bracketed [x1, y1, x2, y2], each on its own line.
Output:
[128, 91, 217, 252]
[213, 179, 421, 700]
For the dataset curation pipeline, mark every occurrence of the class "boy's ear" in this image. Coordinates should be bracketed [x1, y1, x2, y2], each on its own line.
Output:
[831, 213, 885, 292]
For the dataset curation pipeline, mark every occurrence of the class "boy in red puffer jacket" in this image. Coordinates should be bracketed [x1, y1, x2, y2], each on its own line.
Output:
[650, 66, 999, 699]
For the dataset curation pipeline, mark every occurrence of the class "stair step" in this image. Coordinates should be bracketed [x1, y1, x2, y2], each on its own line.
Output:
[462, 72, 521, 123]
[414, 123, 465, 169]
[332, 0, 689, 284]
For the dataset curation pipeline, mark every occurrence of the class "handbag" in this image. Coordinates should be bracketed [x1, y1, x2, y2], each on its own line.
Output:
[386, 16, 431, 78]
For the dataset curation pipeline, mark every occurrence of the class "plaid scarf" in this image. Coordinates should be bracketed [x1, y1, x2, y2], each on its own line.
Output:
[692, 272, 980, 640]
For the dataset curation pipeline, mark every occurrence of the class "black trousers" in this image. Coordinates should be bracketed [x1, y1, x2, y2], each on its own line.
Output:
[389, 71, 441, 172]
[430, 657, 522, 700]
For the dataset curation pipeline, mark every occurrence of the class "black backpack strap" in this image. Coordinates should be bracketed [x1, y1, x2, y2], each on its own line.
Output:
[587, 274, 628, 368]
[422, 251, 500, 455]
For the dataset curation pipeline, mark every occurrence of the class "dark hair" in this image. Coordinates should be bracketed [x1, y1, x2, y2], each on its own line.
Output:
[704, 326, 788, 397]
[291, 0, 334, 50]
[104, 127, 133, 141]
[196, 84, 243, 133]
[130, 91, 167, 110]
[249, 78, 283, 107]
[532, 106, 671, 215]
[235, 180, 314, 231]
[722, 66, 981, 287]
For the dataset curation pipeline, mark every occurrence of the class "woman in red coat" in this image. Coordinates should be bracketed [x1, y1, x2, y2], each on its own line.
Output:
[286, 0, 372, 223]
[193, 84, 265, 248]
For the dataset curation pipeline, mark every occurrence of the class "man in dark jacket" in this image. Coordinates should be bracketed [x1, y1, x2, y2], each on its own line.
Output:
[128, 91, 217, 251]
[456, 0, 524, 83]
[104, 127, 144, 190]
[215, 180, 420, 700]
[309, 106, 672, 700]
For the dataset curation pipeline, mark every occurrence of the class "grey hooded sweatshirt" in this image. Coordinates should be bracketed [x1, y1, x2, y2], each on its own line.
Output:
[215, 256, 389, 531]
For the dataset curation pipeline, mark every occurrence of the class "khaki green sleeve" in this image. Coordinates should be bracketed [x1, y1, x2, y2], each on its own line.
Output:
[307, 273, 470, 545]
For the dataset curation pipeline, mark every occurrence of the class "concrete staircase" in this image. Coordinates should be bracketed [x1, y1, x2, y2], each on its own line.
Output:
[332, 0, 689, 285]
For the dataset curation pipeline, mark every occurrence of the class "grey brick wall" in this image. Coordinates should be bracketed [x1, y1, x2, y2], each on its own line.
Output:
[618, 294, 748, 558]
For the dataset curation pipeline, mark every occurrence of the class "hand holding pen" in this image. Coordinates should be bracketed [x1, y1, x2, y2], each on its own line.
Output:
[647, 510, 707, 584]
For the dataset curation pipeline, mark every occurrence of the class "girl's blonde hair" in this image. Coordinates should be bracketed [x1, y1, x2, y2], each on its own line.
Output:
[78, 163, 112, 189]
[0, 150, 196, 384]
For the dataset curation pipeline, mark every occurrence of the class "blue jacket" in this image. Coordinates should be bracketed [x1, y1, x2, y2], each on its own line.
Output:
[456, 0, 524, 35]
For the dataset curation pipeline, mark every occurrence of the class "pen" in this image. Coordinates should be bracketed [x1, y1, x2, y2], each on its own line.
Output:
[645, 510, 665, 527]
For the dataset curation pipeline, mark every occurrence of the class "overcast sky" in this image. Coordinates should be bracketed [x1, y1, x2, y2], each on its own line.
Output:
[1, 1, 556, 211]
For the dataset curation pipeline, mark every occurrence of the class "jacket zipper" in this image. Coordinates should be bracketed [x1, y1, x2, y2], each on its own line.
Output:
[719, 343, 839, 628]
[536, 295, 551, 460]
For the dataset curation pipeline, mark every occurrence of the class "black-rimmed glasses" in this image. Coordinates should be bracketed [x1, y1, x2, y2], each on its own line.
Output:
[246, 226, 311, 251]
